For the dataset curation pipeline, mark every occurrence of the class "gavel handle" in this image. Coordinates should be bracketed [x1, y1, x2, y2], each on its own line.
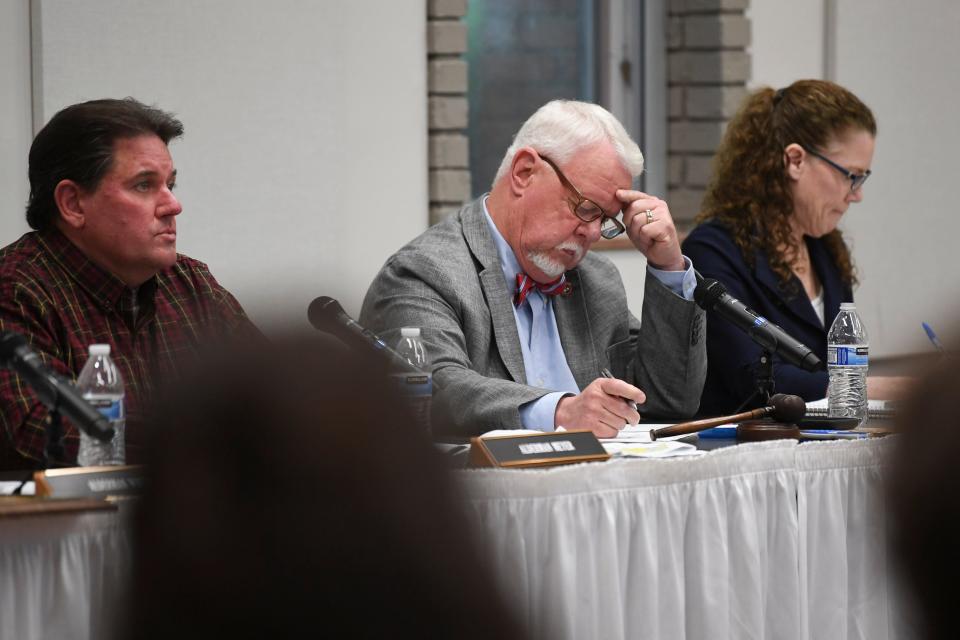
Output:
[651, 407, 770, 440]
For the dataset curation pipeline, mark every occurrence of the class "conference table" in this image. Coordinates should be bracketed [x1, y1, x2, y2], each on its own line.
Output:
[0, 437, 913, 640]
[459, 436, 915, 640]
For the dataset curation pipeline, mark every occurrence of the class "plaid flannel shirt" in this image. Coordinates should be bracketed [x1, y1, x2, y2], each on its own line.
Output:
[0, 228, 257, 469]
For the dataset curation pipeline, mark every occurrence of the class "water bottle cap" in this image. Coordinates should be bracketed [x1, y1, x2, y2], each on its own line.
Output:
[88, 344, 111, 356]
[400, 327, 420, 337]
[839, 302, 856, 311]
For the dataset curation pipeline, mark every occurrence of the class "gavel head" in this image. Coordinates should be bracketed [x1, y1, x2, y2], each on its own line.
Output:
[768, 393, 806, 423]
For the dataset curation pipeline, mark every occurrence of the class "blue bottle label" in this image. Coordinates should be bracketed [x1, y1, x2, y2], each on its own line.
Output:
[827, 346, 868, 367]
[392, 373, 433, 397]
[85, 397, 124, 420]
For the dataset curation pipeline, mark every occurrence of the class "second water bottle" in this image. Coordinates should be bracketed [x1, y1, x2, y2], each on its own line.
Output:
[827, 302, 869, 425]
[76, 344, 126, 466]
[392, 327, 433, 436]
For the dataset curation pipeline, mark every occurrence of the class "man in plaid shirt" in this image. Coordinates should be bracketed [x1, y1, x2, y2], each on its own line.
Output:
[0, 98, 257, 470]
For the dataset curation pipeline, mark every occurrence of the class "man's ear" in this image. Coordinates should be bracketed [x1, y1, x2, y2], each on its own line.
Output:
[53, 179, 86, 230]
[784, 143, 806, 181]
[508, 147, 539, 196]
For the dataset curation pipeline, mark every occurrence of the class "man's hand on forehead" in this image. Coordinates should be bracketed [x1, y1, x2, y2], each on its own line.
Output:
[617, 189, 685, 272]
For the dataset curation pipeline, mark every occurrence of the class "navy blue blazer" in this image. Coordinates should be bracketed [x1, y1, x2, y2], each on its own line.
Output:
[682, 220, 853, 415]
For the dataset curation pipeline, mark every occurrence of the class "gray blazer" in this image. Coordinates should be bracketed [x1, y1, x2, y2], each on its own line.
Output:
[360, 198, 707, 437]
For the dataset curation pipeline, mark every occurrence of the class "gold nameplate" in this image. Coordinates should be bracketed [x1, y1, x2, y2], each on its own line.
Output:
[33, 465, 145, 499]
[469, 430, 610, 468]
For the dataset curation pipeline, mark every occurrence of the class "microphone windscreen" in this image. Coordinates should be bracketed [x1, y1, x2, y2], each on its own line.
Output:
[307, 296, 344, 330]
[693, 278, 726, 311]
[0, 331, 28, 364]
[769, 393, 806, 423]
[799, 351, 824, 373]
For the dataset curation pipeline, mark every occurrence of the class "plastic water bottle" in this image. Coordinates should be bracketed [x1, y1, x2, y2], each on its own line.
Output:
[827, 303, 869, 424]
[392, 327, 432, 436]
[76, 344, 126, 466]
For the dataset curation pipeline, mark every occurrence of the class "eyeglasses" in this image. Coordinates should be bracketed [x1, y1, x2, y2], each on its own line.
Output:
[539, 154, 626, 240]
[803, 147, 872, 193]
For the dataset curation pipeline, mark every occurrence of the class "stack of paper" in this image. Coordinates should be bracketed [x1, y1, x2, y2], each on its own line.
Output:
[600, 424, 703, 458]
[475, 427, 703, 459]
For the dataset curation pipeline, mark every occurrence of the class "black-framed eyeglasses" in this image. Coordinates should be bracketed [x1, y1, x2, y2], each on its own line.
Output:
[539, 154, 626, 240]
[803, 147, 872, 193]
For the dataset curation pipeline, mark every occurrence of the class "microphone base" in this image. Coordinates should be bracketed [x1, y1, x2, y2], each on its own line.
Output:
[737, 419, 801, 441]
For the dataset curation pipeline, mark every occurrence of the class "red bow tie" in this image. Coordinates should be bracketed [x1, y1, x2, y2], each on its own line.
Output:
[514, 272, 570, 306]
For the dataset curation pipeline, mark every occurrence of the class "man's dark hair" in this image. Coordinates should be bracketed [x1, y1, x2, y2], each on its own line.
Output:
[26, 97, 184, 231]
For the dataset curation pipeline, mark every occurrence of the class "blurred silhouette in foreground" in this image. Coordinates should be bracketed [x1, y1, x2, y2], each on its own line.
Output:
[888, 351, 958, 640]
[125, 334, 524, 639]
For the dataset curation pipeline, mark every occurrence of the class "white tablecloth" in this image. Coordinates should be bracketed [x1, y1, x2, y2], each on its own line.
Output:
[461, 438, 914, 640]
[796, 440, 912, 640]
[0, 502, 131, 640]
[0, 439, 913, 640]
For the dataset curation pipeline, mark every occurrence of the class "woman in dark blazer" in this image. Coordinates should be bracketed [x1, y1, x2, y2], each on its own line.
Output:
[683, 79, 898, 415]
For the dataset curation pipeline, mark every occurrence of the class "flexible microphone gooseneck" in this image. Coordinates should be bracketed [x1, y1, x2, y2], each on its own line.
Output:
[307, 297, 421, 373]
[650, 393, 805, 440]
[0, 331, 114, 442]
[693, 275, 823, 372]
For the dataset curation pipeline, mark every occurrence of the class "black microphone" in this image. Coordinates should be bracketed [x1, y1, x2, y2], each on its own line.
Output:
[307, 297, 421, 372]
[0, 331, 115, 441]
[693, 277, 822, 372]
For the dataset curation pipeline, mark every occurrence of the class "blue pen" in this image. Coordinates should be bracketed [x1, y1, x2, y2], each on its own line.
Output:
[800, 429, 870, 439]
[922, 322, 945, 353]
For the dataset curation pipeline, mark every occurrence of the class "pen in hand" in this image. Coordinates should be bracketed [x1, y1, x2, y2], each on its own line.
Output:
[600, 367, 638, 412]
[922, 322, 945, 354]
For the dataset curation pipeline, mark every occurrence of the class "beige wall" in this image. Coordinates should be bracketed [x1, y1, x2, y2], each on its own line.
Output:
[0, 1, 32, 244]
[2, 0, 429, 329]
[749, 0, 960, 357]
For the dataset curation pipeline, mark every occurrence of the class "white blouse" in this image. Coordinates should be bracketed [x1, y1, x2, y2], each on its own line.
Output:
[810, 289, 825, 327]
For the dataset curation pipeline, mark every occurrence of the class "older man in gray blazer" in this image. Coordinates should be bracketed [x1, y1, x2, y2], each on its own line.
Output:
[361, 100, 706, 438]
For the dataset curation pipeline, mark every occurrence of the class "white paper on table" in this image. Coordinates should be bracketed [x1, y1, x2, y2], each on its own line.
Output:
[558, 423, 695, 443]
[599, 424, 703, 458]
[604, 423, 693, 442]
[0, 481, 35, 495]
[480, 429, 545, 438]
[601, 439, 703, 458]
[475, 427, 702, 458]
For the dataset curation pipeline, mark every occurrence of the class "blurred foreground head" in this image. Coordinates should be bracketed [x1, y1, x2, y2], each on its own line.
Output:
[127, 334, 523, 639]
[889, 353, 960, 640]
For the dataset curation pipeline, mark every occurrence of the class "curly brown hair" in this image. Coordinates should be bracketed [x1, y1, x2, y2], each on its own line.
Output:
[697, 79, 876, 293]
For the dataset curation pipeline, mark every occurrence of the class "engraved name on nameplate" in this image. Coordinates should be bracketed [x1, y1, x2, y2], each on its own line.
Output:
[469, 431, 609, 468]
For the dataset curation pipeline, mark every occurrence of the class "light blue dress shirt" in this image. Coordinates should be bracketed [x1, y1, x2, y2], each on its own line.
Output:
[481, 196, 698, 431]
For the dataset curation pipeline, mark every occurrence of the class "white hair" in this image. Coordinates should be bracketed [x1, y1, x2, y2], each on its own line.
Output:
[527, 241, 584, 278]
[492, 100, 644, 187]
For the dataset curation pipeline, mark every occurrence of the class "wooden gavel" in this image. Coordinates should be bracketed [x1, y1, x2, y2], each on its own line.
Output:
[650, 393, 806, 440]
